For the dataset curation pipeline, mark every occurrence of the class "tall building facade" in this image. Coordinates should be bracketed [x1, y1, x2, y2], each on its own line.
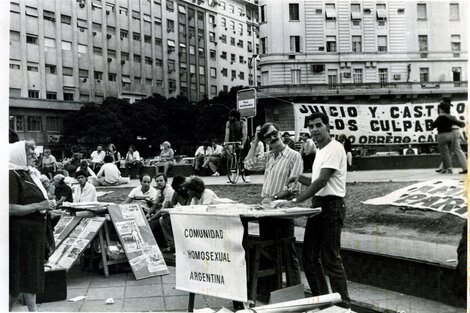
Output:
[256, 0, 467, 132]
[9, 0, 260, 150]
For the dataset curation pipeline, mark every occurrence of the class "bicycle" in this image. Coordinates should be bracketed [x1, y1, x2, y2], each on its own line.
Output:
[223, 141, 246, 184]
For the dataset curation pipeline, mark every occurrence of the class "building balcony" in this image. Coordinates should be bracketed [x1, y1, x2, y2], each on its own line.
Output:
[256, 81, 468, 99]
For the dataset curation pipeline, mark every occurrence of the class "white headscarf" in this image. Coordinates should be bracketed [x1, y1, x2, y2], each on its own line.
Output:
[10, 141, 48, 200]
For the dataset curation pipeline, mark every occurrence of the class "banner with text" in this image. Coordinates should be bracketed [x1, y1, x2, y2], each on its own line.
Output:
[293, 101, 467, 145]
[171, 214, 247, 302]
[363, 180, 467, 219]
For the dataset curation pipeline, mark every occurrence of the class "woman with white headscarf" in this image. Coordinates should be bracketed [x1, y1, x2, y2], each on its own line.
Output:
[155, 141, 175, 176]
[9, 140, 55, 311]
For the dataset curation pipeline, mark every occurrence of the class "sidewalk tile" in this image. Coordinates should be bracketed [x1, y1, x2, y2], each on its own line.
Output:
[90, 273, 128, 287]
[67, 288, 89, 299]
[126, 274, 163, 286]
[164, 295, 191, 311]
[38, 301, 82, 312]
[85, 286, 125, 300]
[67, 274, 93, 289]
[161, 272, 177, 284]
[123, 296, 165, 312]
[162, 284, 189, 296]
[80, 299, 124, 312]
[125, 284, 164, 298]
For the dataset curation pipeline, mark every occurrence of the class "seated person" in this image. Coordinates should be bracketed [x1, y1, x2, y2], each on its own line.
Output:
[159, 175, 191, 253]
[203, 139, 223, 176]
[147, 174, 174, 249]
[125, 145, 141, 179]
[92, 155, 129, 186]
[90, 145, 106, 172]
[155, 141, 175, 176]
[40, 174, 55, 200]
[63, 152, 82, 176]
[184, 176, 219, 205]
[73, 170, 98, 202]
[41, 149, 57, 180]
[76, 160, 97, 179]
[194, 141, 213, 173]
[123, 174, 158, 214]
[52, 174, 74, 227]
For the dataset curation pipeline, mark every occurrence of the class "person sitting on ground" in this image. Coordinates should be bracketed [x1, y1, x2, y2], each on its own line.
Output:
[90, 145, 106, 172]
[125, 145, 141, 179]
[204, 139, 224, 176]
[41, 149, 57, 180]
[194, 141, 213, 173]
[123, 174, 158, 214]
[76, 160, 96, 179]
[93, 155, 129, 186]
[185, 176, 219, 205]
[338, 134, 353, 171]
[39, 175, 55, 200]
[299, 132, 316, 172]
[63, 152, 82, 177]
[159, 175, 191, 253]
[147, 174, 175, 249]
[155, 141, 175, 176]
[282, 132, 296, 150]
[73, 170, 97, 203]
[53, 174, 73, 207]
[107, 143, 121, 166]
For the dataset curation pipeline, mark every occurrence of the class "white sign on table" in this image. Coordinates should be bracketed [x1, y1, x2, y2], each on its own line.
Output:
[171, 214, 248, 302]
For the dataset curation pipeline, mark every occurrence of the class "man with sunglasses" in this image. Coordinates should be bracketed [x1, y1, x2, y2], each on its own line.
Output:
[244, 122, 303, 303]
[276, 112, 351, 309]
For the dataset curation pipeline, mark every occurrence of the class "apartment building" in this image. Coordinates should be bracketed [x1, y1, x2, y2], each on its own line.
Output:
[9, 0, 260, 150]
[256, 0, 468, 132]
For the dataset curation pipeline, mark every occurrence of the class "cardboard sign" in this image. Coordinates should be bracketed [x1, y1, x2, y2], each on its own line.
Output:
[237, 88, 257, 118]
[363, 180, 467, 219]
[293, 101, 467, 145]
[46, 217, 105, 270]
[108, 204, 169, 279]
[171, 213, 247, 302]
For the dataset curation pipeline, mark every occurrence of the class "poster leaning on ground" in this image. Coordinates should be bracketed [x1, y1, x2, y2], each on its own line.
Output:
[108, 203, 169, 279]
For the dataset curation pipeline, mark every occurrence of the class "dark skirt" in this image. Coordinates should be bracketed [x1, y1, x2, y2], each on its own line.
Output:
[10, 215, 46, 296]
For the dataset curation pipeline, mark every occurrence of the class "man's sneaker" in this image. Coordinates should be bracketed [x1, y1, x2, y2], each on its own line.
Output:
[435, 169, 444, 173]
[439, 169, 453, 174]
[244, 176, 250, 183]
[212, 171, 220, 176]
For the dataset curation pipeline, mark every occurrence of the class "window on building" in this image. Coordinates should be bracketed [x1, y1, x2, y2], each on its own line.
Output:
[210, 49, 216, 59]
[134, 77, 141, 85]
[222, 68, 228, 77]
[289, 36, 301, 52]
[119, 7, 128, 15]
[450, 3, 459, 20]
[419, 67, 429, 82]
[155, 37, 162, 46]
[260, 5, 266, 22]
[63, 67, 73, 76]
[92, 22, 102, 33]
[327, 69, 338, 85]
[211, 85, 217, 96]
[145, 57, 153, 65]
[209, 31, 215, 42]
[132, 10, 141, 20]
[418, 35, 428, 52]
[107, 26, 116, 35]
[78, 44, 88, 53]
[229, 37, 235, 46]
[377, 35, 387, 52]
[25, 6, 38, 17]
[291, 69, 301, 84]
[145, 78, 152, 86]
[27, 64, 39, 72]
[60, 14, 72, 25]
[451, 34, 461, 52]
[169, 80, 176, 92]
[231, 70, 236, 79]
[94, 71, 103, 80]
[239, 56, 245, 64]
[133, 32, 141, 41]
[120, 29, 128, 38]
[352, 36, 362, 52]
[46, 117, 62, 131]
[378, 68, 388, 83]
[108, 49, 116, 58]
[79, 69, 89, 79]
[93, 46, 102, 55]
[199, 66, 205, 76]
[260, 37, 267, 54]
[326, 36, 336, 52]
[239, 71, 245, 80]
[108, 73, 116, 81]
[155, 58, 162, 66]
[351, 3, 361, 20]
[220, 34, 227, 43]
[133, 54, 141, 63]
[10, 31, 20, 43]
[44, 37, 56, 48]
[289, 3, 299, 21]
[10, 2, 20, 13]
[417, 3, 427, 20]
[10, 116, 24, 131]
[325, 3, 336, 20]
[144, 35, 151, 43]
[64, 92, 74, 101]
[121, 52, 129, 61]
[26, 34, 38, 44]
[28, 90, 39, 98]
[45, 64, 56, 74]
[62, 41, 72, 51]
[167, 19, 174, 31]
[229, 20, 235, 30]
[221, 51, 227, 59]
[376, 3, 387, 20]
[77, 19, 87, 30]
[210, 67, 217, 78]
[229, 4, 234, 13]
[189, 45, 195, 55]
[353, 68, 363, 83]
[27, 116, 42, 131]
[230, 53, 236, 63]
[43, 10, 55, 22]
[46, 92, 57, 100]
[10, 62, 20, 70]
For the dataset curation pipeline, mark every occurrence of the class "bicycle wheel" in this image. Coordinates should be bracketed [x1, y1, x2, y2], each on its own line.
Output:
[226, 153, 239, 184]
[239, 156, 246, 182]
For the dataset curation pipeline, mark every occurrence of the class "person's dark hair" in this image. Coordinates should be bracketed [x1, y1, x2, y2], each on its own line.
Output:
[75, 170, 87, 178]
[171, 175, 186, 190]
[259, 123, 280, 140]
[128, 144, 136, 151]
[211, 138, 219, 144]
[139, 174, 152, 182]
[203, 141, 210, 147]
[104, 155, 114, 163]
[307, 112, 329, 126]
[228, 109, 241, 121]
[282, 132, 291, 138]
[438, 101, 451, 114]
[155, 173, 168, 182]
[9, 129, 19, 143]
[440, 97, 451, 104]
[79, 160, 89, 168]
[184, 176, 205, 194]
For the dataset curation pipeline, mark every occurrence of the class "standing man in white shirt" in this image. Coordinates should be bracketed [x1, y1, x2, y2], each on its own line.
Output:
[73, 171, 97, 202]
[90, 145, 106, 172]
[278, 112, 351, 309]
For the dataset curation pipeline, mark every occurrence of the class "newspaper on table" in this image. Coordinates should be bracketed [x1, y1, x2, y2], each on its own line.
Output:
[108, 203, 169, 280]
[46, 216, 106, 270]
[53, 215, 83, 247]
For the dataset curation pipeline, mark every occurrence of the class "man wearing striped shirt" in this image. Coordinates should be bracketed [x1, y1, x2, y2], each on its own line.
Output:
[244, 122, 303, 303]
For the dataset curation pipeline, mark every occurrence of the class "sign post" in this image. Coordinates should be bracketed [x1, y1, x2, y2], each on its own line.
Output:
[237, 88, 257, 118]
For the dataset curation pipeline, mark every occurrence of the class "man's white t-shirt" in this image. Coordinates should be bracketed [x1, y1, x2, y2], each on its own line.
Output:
[97, 163, 121, 184]
[127, 186, 158, 210]
[190, 189, 219, 205]
[91, 150, 106, 163]
[311, 139, 346, 197]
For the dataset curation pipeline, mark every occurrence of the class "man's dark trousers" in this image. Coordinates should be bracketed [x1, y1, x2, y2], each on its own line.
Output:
[303, 196, 350, 307]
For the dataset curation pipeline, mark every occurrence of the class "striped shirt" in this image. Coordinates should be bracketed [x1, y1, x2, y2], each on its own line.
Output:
[245, 146, 303, 198]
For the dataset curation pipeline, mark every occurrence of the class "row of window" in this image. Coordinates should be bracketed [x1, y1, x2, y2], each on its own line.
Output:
[9, 115, 63, 132]
[260, 34, 462, 54]
[260, 2, 460, 23]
